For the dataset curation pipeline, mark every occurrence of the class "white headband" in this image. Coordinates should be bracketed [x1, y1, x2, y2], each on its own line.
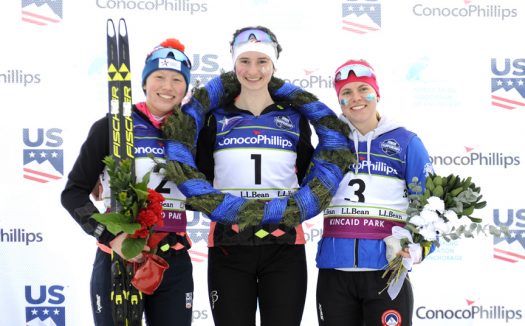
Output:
[232, 42, 278, 69]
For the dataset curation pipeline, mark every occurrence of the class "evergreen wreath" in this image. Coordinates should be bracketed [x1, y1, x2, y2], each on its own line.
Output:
[158, 71, 355, 230]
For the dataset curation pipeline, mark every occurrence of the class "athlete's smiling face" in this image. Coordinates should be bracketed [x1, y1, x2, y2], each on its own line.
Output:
[144, 70, 187, 116]
[234, 51, 274, 91]
[339, 81, 379, 135]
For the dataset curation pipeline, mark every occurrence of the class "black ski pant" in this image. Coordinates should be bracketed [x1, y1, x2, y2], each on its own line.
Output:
[208, 244, 307, 326]
[90, 247, 194, 325]
[316, 269, 414, 326]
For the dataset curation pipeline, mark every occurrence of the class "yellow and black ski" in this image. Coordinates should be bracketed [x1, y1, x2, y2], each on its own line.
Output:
[107, 18, 142, 326]
[107, 18, 134, 185]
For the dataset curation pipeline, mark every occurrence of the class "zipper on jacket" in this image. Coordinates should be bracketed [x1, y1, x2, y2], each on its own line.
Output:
[354, 238, 359, 267]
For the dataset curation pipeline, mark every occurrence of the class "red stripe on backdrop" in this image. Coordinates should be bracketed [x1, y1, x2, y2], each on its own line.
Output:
[23, 174, 48, 183]
[23, 168, 62, 180]
[22, 17, 46, 26]
[342, 20, 379, 33]
[494, 247, 525, 260]
[491, 95, 525, 106]
[189, 249, 208, 262]
[21, 10, 61, 23]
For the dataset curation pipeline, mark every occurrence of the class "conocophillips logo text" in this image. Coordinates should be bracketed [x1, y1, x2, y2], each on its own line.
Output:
[430, 150, 520, 168]
[218, 134, 293, 149]
[351, 160, 399, 176]
[0, 69, 41, 86]
[303, 221, 323, 243]
[413, 3, 518, 20]
[135, 146, 164, 156]
[416, 302, 522, 323]
[96, 0, 208, 14]
[283, 70, 334, 90]
[0, 228, 43, 246]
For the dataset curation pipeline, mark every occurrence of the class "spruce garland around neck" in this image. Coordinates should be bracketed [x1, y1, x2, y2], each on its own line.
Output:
[159, 71, 355, 230]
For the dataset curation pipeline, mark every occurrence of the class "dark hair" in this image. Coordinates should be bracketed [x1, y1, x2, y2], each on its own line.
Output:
[230, 26, 283, 58]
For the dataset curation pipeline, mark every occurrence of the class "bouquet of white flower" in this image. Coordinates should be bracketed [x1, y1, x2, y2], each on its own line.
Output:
[381, 173, 508, 299]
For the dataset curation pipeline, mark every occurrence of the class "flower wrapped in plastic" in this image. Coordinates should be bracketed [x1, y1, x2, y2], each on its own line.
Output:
[92, 156, 171, 295]
[382, 173, 509, 299]
[92, 156, 166, 259]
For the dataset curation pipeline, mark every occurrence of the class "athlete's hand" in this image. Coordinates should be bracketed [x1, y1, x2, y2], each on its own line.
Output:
[109, 233, 151, 263]
[398, 243, 422, 264]
[397, 248, 411, 258]
[384, 226, 425, 265]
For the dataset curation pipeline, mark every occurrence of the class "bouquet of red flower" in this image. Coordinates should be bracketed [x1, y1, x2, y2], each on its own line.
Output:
[93, 156, 169, 295]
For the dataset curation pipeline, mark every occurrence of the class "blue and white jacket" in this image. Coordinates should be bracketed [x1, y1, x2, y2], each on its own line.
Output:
[316, 114, 433, 270]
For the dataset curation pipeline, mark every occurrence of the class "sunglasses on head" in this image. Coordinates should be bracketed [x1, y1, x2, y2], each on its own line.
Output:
[147, 47, 192, 69]
[232, 29, 275, 47]
[334, 64, 375, 82]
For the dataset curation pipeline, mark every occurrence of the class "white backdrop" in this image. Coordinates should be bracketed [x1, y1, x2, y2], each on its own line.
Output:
[1, 0, 524, 325]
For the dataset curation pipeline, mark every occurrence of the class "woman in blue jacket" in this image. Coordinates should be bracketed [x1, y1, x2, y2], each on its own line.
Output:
[316, 60, 434, 326]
